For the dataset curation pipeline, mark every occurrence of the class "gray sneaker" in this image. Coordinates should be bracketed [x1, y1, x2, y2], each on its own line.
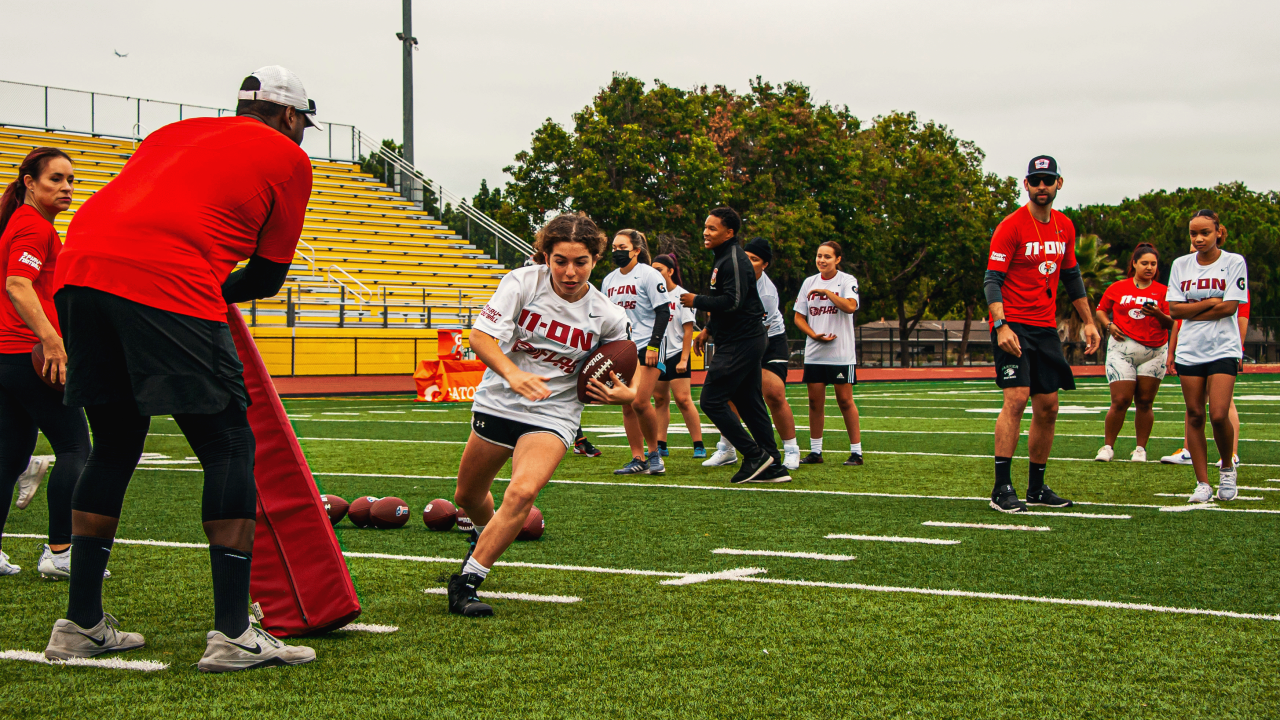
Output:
[0, 551, 20, 576]
[198, 623, 315, 673]
[36, 544, 111, 581]
[15, 456, 51, 510]
[613, 457, 648, 475]
[646, 450, 665, 475]
[45, 613, 144, 660]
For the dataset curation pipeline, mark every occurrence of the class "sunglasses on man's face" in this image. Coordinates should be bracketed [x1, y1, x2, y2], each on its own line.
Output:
[1027, 175, 1057, 188]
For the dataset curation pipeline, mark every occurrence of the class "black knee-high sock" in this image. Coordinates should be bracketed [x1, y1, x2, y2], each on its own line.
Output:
[210, 545, 253, 638]
[1028, 462, 1047, 492]
[994, 456, 1013, 492]
[66, 535, 113, 628]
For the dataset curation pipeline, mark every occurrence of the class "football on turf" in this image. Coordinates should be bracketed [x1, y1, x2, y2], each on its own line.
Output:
[456, 509, 474, 532]
[576, 339, 638, 403]
[321, 494, 348, 526]
[423, 499, 457, 531]
[348, 496, 379, 528]
[517, 506, 545, 541]
[370, 496, 410, 529]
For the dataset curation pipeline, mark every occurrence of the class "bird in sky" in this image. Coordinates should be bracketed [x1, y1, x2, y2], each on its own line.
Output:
[113, 50, 129, 58]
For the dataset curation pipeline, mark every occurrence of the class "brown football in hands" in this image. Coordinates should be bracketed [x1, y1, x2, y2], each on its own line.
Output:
[320, 494, 348, 527]
[422, 499, 457, 531]
[347, 496, 379, 528]
[517, 506, 544, 541]
[31, 344, 64, 392]
[575, 339, 638, 403]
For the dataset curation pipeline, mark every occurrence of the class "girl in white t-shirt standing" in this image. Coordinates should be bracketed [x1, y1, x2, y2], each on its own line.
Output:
[793, 241, 863, 466]
[1165, 209, 1248, 503]
[650, 254, 704, 458]
[600, 230, 670, 476]
[448, 213, 635, 617]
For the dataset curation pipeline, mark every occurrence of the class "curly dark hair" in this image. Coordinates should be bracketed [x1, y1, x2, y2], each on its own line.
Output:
[532, 213, 607, 263]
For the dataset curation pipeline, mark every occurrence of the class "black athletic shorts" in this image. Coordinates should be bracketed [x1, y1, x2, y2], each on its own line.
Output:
[658, 352, 691, 382]
[992, 321, 1075, 395]
[1175, 358, 1240, 377]
[802, 362, 856, 385]
[471, 411, 563, 449]
[55, 285, 248, 416]
[762, 333, 789, 383]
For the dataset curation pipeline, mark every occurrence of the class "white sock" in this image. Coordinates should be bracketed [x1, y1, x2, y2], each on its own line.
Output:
[783, 438, 799, 452]
[850, 442, 862, 455]
[462, 556, 490, 579]
[811, 437, 823, 454]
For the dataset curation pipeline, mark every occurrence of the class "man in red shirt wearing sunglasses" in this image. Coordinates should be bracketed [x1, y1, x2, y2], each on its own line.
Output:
[984, 155, 1101, 513]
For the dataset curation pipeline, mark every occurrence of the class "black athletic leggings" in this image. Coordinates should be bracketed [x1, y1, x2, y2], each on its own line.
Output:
[0, 356, 91, 548]
[72, 399, 257, 523]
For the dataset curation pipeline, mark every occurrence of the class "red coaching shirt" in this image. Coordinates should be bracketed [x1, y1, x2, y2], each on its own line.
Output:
[55, 116, 313, 322]
[1098, 277, 1169, 348]
[0, 204, 63, 353]
[986, 205, 1078, 328]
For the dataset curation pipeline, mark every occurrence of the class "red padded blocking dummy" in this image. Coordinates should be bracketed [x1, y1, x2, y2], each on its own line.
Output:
[227, 306, 361, 636]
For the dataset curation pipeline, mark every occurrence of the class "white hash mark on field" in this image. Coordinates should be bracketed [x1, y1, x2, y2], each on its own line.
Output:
[922, 521, 1050, 532]
[660, 568, 768, 585]
[712, 548, 856, 561]
[0, 649, 168, 671]
[421, 588, 580, 603]
[825, 534, 961, 545]
[338, 623, 399, 633]
[1018, 512, 1132, 519]
[1153, 493, 1264, 501]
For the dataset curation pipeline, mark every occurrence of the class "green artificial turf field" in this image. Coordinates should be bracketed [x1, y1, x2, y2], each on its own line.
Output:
[2, 375, 1279, 719]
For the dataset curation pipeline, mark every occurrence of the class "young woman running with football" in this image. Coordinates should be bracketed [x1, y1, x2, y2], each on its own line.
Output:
[650, 254, 704, 458]
[1166, 209, 1248, 503]
[793, 241, 863, 466]
[601, 229, 670, 476]
[0, 148, 93, 580]
[448, 213, 634, 617]
[1094, 243, 1172, 462]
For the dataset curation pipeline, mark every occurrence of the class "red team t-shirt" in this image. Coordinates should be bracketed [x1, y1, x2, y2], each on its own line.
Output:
[0, 204, 63, 353]
[986, 205, 1079, 328]
[55, 117, 313, 323]
[1097, 278, 1170, 348]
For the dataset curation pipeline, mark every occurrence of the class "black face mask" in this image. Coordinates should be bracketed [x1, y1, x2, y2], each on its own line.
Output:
[612, 250, 633, 267]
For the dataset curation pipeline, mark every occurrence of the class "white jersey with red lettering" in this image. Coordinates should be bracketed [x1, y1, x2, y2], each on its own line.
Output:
[661, 284, 697, 358]
[758, 272, 785, 337]
[471, 264, 630, 445]
[601, 263, 668, 351]
[1166, 250, 1248, 365]
[795, 271, 859, 365]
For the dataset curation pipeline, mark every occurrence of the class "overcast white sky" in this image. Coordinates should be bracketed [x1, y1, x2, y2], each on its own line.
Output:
[2, 0, 1277, 207]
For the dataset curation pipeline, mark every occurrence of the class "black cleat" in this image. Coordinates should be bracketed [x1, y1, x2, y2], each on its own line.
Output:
[799, 452, 824, 465]
[730, 454, 775, 484]
[459, 529, 480, 572]
[574, 438, 601, 457]
[447, 573, 494, 617]
[1025, 485, 1073, 508]
[742, 463, 791, 484]
[842, 453, 864, 466]
[990, 484, 1027, 514]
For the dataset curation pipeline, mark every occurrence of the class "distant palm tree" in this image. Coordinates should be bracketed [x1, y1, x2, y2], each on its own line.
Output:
[1059, 233, 1124, 362]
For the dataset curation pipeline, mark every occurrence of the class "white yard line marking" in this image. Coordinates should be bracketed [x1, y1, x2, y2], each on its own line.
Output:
[659, 567, 768, 585]
[1159, 505, 1280, 515]
[368, 411, 406, 414]
[422, 588, 580, 603]
[825, 534, 960, 545]
[1238, 486, 1280, 492]
[1018, 512, 1132, 519]
[338, 623, 399, 633]
[923, 521, 1050, 532]
[0, 649, 168, 671]
[342, 551, 684, 577]
[4, 533, 207, 548]
[322, 412, 361, 416]
[727, 577, 1280, 622]
[1154, 494, 1264, 501]
[712, 548, 856, 561]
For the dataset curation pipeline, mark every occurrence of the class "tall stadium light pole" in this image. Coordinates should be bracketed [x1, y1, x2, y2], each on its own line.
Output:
[396, 0, 417, 166]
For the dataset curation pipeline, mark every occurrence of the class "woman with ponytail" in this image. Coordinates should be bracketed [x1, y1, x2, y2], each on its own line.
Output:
[1093, 243, 1172, 462]
[0, 147, 93, 579]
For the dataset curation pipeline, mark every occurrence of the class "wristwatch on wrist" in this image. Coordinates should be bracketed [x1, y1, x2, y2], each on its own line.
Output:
[992, 319, 1006, 331]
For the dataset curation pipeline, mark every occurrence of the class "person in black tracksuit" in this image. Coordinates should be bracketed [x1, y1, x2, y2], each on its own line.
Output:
[680, 207, 789, 484]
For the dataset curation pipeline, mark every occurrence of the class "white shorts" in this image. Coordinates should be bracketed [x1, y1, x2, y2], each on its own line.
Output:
[1105, 336, 1167, 384]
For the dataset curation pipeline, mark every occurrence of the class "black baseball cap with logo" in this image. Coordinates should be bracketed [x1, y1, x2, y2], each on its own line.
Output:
[1027, 155, 1058, 178]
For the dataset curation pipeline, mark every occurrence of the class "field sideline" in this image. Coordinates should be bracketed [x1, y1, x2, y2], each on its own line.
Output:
[2, 375, 1279, 718]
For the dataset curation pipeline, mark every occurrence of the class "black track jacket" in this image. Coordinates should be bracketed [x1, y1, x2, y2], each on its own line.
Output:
[691, 237, 766, 345]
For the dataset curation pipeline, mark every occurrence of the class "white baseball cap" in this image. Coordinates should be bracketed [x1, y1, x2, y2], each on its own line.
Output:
[237, 65, 321, 130]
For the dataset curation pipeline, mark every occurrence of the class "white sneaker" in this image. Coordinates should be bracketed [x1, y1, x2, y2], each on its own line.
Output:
[783, 446, 800, 471]
[15, 456, 52, 510]
[1187, 482, 1214, 504]
[1095, 445, 1114, 462]
[1130, 447, 1147, 463]
[36, 545, 111, 581]
[1216, 468, 1238, 501]
[1214, 454, 1241, 468]
[198, 623, 315, 673]
[1160, 448, 1192, 465]
[701, 442, 738, 467]
[0, 551, 20, 576]
[45, 613, 145, 660]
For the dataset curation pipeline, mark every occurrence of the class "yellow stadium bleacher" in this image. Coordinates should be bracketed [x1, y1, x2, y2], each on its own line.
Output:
[0, 125, 509, 374]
